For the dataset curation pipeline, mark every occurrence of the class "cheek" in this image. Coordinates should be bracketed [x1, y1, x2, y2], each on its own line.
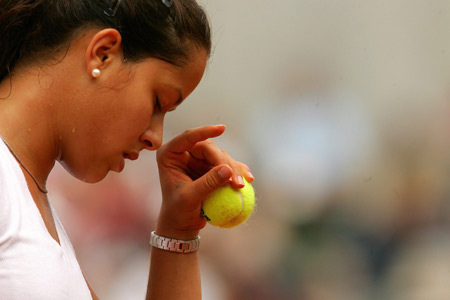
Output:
[117, 100, 154, 139]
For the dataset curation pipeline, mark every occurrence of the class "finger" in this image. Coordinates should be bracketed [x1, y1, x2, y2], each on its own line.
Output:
[187, 159, 213, 179]
[229, 160, 246, 188]
[227, 162, 255, 188]
[240, 163, 255, 183]
[190, 164, 233, 200]
[189, 144, 255, 188]
[208, 149, 246, 188]
[164, 125, 226, 153]
[188, 140, 228, 167]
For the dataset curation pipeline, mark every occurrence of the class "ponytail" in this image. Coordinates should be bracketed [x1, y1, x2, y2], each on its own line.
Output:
[0, 0, 43, 82]
[0, 0, 211, 83]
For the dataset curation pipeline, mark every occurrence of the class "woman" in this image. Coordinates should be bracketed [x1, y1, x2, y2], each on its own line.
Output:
[0, 0, 254, 299]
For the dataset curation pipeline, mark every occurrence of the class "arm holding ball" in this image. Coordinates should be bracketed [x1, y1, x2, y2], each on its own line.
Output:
[146, 125, 255, 300]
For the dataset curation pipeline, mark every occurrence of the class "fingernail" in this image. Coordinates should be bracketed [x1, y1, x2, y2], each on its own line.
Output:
[248, 172, 255, 180]
[237, 175, 244, 186]
[218, 166, 232, 179]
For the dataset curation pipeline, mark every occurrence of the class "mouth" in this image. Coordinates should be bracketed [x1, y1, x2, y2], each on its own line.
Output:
[118, 156, 125, 172]
[123, 151, 139, 161]
[113, 151, 139, 173]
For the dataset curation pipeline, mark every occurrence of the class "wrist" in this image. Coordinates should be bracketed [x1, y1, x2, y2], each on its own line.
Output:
[150, 231, 200, 254]
[155, 223, 200, 241]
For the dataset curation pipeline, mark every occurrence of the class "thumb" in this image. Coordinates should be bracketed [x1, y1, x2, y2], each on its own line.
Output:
[192, 165, 233, 200]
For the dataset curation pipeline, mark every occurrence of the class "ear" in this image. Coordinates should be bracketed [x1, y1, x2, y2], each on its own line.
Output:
[85, 29, 123, 77]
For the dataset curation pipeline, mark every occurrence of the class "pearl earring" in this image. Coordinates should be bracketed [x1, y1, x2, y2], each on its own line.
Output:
[91, 68, 101, 78]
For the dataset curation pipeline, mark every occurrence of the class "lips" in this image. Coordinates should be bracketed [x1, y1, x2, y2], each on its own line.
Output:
[123, 151, 139, 161]
[118, 156, 125, 172]
[113, 151, 139, 173]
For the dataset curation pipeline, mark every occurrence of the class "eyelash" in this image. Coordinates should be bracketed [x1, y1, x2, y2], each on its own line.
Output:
[154, 96, 177, 113]
[155, 96, 162, 111]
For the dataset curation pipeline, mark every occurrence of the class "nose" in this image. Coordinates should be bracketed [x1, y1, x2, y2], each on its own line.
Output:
[140, 114, 164, 151]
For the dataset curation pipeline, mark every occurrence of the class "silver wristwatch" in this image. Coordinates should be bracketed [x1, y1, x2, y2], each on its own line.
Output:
[150, 231, 200, 254]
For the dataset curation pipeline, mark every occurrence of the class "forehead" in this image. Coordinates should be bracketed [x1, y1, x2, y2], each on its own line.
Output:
[137, 49, 208, 97]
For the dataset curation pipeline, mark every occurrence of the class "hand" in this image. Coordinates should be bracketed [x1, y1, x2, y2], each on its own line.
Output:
[155, 125, 254, 239]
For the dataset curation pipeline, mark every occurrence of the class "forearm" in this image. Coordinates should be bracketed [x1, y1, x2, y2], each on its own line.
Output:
[147, 248, 201, 300]
[145, 125, 250, 299]
[146, 228, 201, 300]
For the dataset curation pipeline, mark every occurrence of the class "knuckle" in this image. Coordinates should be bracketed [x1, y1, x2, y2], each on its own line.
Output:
[187, 135, 198, 146]
[183, 128, 193, 136]
[239, 162, 249, 171]
[156, 145, 169, 160]
[204, 174, 218, 191]
[194, 141, 206, 148]
[157, 142, 167, 152]
[197, 140, 212, 148]
[156, 149, 164, 162]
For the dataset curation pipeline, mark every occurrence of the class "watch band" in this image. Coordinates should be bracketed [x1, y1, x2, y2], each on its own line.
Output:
[150, 231, 200, 254]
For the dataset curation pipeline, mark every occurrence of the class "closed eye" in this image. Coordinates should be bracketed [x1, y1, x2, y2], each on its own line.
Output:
[155, 96, 162, 111]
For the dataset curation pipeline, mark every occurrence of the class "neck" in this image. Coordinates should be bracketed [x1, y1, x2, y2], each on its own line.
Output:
[0, 68, 61, 190]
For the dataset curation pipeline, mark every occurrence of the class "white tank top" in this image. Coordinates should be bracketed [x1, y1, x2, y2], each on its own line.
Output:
[0, 139, 92, 299]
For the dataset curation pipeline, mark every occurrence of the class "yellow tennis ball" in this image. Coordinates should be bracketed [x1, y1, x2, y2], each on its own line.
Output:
[201, 178, 256, 228]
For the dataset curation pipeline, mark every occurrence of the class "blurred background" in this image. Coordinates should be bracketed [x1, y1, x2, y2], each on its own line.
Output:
[48, 0, 450, 299]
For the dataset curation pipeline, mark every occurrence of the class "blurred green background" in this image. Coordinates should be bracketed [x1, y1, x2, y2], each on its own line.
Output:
[48, 1, 450, 299]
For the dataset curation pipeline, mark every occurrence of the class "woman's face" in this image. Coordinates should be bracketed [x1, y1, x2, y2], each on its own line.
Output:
[59, 49, 208, 183]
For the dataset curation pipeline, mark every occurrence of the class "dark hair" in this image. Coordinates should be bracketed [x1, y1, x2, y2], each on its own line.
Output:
[0, 0, 211, 82]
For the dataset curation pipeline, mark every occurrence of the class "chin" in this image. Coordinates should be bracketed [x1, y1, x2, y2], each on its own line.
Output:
[82, 173, 108, 184]
[58, 160, 109, 184]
